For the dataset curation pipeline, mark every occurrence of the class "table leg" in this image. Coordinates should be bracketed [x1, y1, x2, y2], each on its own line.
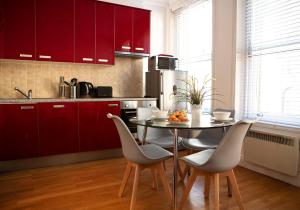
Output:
[223, 127, 232, 197]
[173, 129, 178, 210]
[141, 126, 148, 145]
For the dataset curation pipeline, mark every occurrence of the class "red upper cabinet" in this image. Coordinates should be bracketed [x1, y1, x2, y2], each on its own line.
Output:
[0, 104, 39, 161]
[39, 102, 78, 156]
[95, 1, 115, 65]
[0, 0, 35, 60]
[36, 0, 74, 62]
[114, 5, 133, 53]
[0, 0, 4, 58]
[75, 0, 95, 64]
[132, 8, 150, 54]
[99, 101, 121, 149]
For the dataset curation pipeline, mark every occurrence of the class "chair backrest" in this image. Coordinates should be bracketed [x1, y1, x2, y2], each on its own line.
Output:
[203, 120, 253, 172]
[107, 113, 152, 164]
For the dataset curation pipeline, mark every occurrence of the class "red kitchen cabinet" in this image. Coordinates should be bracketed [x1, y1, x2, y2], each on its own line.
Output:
[132, 8, 150, 54]
[39, 102, 78, 156]
[36, 0, 74, 62]
[78, 102, 102, 151]
[0, 0, 4, 58]
[114, 5, 133, 53]
[0, 0, 35, 60]
[96, 1, 115, 65]
[75, 0, 95, 64]
[99, 101, 121, 149]
[79, 101, 121, 152]
[0, 104, 39, 161]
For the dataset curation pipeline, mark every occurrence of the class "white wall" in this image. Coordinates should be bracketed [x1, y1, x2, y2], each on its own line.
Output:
[212, 0, 237, 110]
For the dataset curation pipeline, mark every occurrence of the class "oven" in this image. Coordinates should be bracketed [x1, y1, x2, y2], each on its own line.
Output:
[120, 100, 156, 138]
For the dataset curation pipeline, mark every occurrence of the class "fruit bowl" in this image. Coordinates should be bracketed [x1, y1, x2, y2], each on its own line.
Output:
[168, 110, 189, 124]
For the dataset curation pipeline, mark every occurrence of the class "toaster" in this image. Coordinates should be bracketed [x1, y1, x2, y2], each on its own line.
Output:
[93, 86, 113, 98]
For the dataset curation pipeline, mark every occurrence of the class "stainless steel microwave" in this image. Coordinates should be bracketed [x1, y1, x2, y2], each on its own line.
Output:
[148, 55, 178, 71]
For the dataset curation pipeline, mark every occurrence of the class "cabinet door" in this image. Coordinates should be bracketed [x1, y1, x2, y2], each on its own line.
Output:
[75, 0, 95, 64]
[99, 101, 121, 149]
[78, 102, 102, 151]
[0, 104, 39, 161]
[95, 1, 114, 65]
[36, 0, 74, 62]
[132, 8, 150, 54]
[0, 0, 4, 58]
[39, 103, 78, 156]
[114, 5, 132, 53]
[1, 0, 35, 60]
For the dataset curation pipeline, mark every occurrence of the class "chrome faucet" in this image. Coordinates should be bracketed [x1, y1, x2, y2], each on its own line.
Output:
[14, 87, 32, 99]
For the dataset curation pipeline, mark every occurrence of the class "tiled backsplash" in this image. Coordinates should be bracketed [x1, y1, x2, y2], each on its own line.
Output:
[0, 58, 143, 98]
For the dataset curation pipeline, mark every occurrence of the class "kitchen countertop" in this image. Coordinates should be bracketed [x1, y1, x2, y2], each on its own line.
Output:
[0, 97, 157, 104]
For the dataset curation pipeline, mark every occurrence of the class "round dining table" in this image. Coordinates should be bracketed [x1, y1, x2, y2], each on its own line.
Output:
[130, 114, 237, 210]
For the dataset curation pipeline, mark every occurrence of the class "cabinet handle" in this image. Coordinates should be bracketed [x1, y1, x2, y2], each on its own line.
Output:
[82, 58, 93, 62]
[20, 106, 34, 110]
[121, 46, 131, 50]
[98, 59, 108, 63]
[108, 104, 119, 107]
[19, 54, 32, 58]
[135, 47, 144, 51]
[39, 55, 51, 59]
[53, 105, 65, 109]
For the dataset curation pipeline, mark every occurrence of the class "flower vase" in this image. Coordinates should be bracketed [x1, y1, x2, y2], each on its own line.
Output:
[191, 104, 202, 120]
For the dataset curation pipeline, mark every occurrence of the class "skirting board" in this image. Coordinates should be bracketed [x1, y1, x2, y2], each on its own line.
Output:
[239, 160, 300, 187]
[0, 149, 123, 172]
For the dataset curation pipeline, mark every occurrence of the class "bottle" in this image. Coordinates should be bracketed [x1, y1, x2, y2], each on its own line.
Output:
[59, 76, 68, 98]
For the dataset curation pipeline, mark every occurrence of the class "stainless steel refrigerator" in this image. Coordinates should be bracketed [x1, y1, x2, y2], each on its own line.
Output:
[145, 70, 188, 111]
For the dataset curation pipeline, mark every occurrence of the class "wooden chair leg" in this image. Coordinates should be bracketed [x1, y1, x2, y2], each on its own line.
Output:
[227, 176, 233, 197]
[163, 160, 167, 171]
[214, 173, 220, 210]
[181, 165, 191, 181]
[130, 165, 141, 210]
[151, 169, 158, 190]
[178, 170, 198, 210]
[157, 163, 173, 203]
[177, 160, 184, 180]
[119, 162, 132, 197]
[204, 174, 210, 199]
[228, 170, 245, 210]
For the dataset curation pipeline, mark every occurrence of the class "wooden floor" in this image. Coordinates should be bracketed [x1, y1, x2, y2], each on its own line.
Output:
[0, 157, 300, 210]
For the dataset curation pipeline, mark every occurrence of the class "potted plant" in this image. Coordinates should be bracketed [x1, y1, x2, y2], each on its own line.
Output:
[172, 75, 218, 119]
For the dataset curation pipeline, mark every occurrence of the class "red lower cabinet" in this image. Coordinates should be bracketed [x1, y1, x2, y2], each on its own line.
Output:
[0, 101, 121, 161]
[39, 102, 79, 156]
[99, 101, 121, 149]
[78, 101, 121, 152]
[0, 104, 39, 161]
[78, 102, 102, 151]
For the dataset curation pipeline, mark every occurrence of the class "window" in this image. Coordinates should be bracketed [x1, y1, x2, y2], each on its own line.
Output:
[175, 0, 212, 112]
[243, 0, 300, 126]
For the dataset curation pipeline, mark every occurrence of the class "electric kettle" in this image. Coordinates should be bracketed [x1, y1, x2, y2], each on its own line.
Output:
[77, 82, 94, 98]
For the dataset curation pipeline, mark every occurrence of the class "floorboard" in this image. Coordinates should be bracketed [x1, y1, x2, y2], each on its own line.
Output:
[0, 157, 299, 210]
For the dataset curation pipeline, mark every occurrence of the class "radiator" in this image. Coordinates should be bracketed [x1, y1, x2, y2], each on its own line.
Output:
[243, 130, 299, 176]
